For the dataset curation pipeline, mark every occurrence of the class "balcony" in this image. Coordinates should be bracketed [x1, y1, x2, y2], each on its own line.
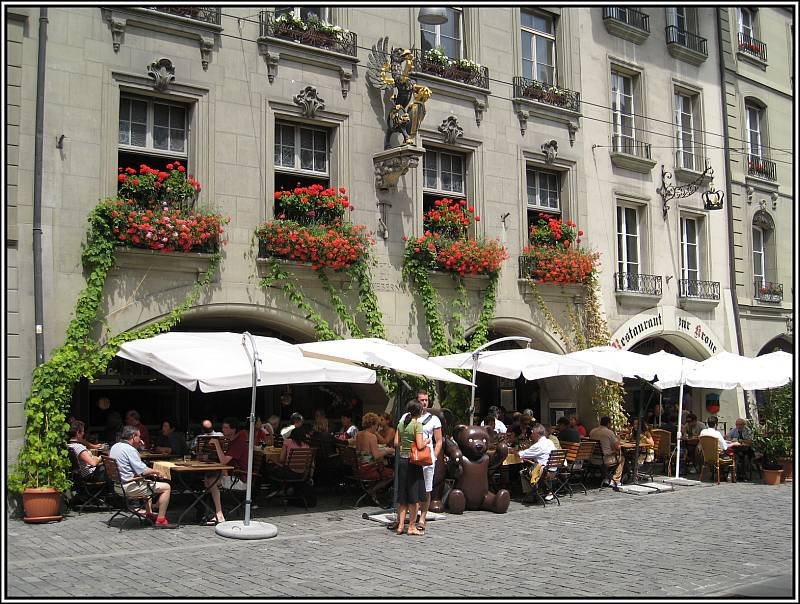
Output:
[674, 149, 712, 183]
[513, 76, 581, 113]
[602, 7, 650, 44]
[747, 155, 777, 181]
[754, 279, 783, 304]
[614, 272, 662, 307]
[678, 279, 720, 309]
[411, 48, 489, 90]
[738, 32, 768, 64]
[258, 10, 357, 57]
[665, 25, 708, 65]
[147, 6, 220, 24]
[610, 135, 656, 173]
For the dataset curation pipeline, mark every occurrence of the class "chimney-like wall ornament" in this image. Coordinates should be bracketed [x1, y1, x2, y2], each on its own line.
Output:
[147, 58, 176, 91]
[438, 116, 463, 145]
[293, 86, 325, 118]
[541, 139, 558, 163]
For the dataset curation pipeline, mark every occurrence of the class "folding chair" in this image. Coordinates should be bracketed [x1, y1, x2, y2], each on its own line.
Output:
[336, 443, 392, 507]
[554, 442, 579, 497]
[195, 435, 230, 462]
[67, 449, 111, 513]
[223, 449, 265, 518]
[103, 457, 157, 531]
[650, 429, 673, 476]
[263, 448, 316, 510]
[559, 441, 595, 496]
[521, 449, 566, 507]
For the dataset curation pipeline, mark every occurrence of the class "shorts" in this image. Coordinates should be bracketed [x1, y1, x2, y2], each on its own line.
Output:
[422, 459, 435, 492]
[221, 475, 247, 491]
[123, 479, 164, 499]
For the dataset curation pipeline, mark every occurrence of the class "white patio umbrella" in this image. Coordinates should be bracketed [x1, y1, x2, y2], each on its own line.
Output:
[753, 351, 794, 383]
[117, 331, 376, 540]
[297, 338, 473, 386]
[430, 348, 625, 382]
[565, 345, 660, 380]
[682, 350, 792, 390]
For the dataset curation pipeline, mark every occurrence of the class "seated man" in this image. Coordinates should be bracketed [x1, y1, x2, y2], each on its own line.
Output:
[154, 419, 186, 456]
[699, 415, 734, 460]
[192, 419, 223, 452]
[659, 414, 679, 444]
[339, 412, 358, 439]
[518, 423, 556, 501]
[726, 417, 753, 443]
[546, 425, 560, 449]
[588, 416, 624, 491]
[481, 406, 507, 434]
[555, 416, 581, 444]
[108, 425, 175, 528]
[203, 417, 251, 525]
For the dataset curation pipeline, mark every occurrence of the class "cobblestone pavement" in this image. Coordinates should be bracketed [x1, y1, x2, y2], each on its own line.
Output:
[5, 481, 794, 599]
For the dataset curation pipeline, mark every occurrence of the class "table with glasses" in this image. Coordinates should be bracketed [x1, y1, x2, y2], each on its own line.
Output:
[152, 459, 233, 526]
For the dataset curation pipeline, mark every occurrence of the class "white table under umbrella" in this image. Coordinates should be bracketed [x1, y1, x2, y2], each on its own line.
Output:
[117, 331, 376, 540]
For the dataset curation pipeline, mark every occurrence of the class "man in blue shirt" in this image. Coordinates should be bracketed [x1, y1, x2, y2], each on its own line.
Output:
[109, 425, 176, 528]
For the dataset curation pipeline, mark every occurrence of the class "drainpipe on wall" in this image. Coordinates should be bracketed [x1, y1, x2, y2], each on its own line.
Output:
[716, 9, 745, 358]
[33, 7, 48, 366]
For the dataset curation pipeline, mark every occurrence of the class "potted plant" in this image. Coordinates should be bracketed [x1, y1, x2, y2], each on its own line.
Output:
[750, 382, 793, 484]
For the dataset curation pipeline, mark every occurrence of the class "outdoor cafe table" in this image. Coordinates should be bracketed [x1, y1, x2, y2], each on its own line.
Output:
[152, 460, 233, 526]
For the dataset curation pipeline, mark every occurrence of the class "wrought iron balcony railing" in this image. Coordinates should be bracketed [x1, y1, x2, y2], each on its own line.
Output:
[747, 154, 777, 181]
[754, 279, 783, 303]
[513, 76, 580, 112]
[412, 48, 489, 89]
[679, 279, 720, 300]
[259, 10, 357, 57]
[738, 32, 768, 62]
[665, 25, 708, 56]
[614, 272, 662, 296]
[612, 135, 652, 159]
[147, 6, 221, 24]
[602, 7, 650, 32]
[675, 149, 709, 173]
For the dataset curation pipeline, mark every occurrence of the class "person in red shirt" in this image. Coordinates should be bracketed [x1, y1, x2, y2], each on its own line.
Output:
[125, 410, 150, 449]
[203, 417, 249, 525]
[570, 415, 588, 438]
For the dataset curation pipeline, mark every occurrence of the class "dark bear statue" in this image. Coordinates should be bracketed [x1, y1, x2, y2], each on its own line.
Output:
[445, 424, 510, 514]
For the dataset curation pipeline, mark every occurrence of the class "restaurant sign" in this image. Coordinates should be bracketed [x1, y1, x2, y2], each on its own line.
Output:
[610, 305, 722, 355]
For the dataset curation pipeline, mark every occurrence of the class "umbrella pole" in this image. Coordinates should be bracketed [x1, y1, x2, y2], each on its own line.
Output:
[468, 356, 478, 425]
[243, 332, 260, 526]
[674, 383, 685, 479]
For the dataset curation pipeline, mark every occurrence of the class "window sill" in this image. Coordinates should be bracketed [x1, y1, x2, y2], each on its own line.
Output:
[411, 71, 490, 125]
[256, 35, 359, 98]
[736, 50, 768, 70]
[101, 7, 222, 70]
[255, 257, 350, 285]
[666, 43, 708, 66]
[615, 290, 662, 308]
[603, 18, 651, 45]
[429, 270, 491, 291]
[673, 165, 712, 185]
[113, 247, 218, 280]
[677, 295, 719, 311]
[744, 173, 780, 191]
[610, 151, 656, 174]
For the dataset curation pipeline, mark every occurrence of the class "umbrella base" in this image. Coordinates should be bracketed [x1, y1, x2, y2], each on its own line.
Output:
[215, 520, 278, 540]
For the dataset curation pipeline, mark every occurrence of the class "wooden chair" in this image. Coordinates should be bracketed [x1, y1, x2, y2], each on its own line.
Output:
[103, 456, 157, 531]
[650, 429, 673, 476]
[336, 443, 392, 508]
[67, 448, 111, 513]
[263, 448, 316, 510]
[224, 449, 265, 518]
[561, 440, 596, 495]
[699, 436, 736, 484]
[195, 435, 229, 462]
[522, 449, 566, 507]
[554, 442, 579, 497]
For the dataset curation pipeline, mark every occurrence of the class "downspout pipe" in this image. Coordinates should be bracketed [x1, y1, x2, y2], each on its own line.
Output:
[33, 8, 48, 366]
[716, 9, 745, 358]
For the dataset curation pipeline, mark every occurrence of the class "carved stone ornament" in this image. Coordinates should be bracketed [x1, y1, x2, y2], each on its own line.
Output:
[516, 109, 529, 135]
[110, 17, 126, 52]
[541, 139, 558, 163]
[293, 86, 326, 118]
[438, 116, 464, 145]
[373, 146, 425, 191]
[265, 50, 280, 83]
[473, 99, 486, 125]
[339, 67, 352, 98]
[147, 58, 176, 91]
[746, 185, 754, 204]
[567, 122, 578, 147]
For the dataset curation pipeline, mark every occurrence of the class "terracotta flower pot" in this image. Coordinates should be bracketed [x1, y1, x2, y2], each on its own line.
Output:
[22, 487, 64, 523]
[777, 458, 793, 482]
[761, 468, 783, 485]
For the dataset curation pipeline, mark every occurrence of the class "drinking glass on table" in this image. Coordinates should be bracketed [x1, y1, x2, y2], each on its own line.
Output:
[183, 454, 191, 463]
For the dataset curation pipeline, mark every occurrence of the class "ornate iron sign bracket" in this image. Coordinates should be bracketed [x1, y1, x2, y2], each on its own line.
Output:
[657, 163, 723, 218]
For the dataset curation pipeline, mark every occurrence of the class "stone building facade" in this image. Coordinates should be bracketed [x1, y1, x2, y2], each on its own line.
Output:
[5, 6, 794, 459]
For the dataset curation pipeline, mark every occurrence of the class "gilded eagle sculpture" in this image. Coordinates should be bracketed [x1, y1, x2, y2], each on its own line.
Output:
[367, 37, 431, 149]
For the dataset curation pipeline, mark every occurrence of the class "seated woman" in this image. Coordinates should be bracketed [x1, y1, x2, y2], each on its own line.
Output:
[310, 410, 331, 437]
[67, 420, 110, 484]
[637, 422, 656, 465]
[376, 413, 396, 447]
[269, 424, 311, 480]
[355, 413, 395, 483]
